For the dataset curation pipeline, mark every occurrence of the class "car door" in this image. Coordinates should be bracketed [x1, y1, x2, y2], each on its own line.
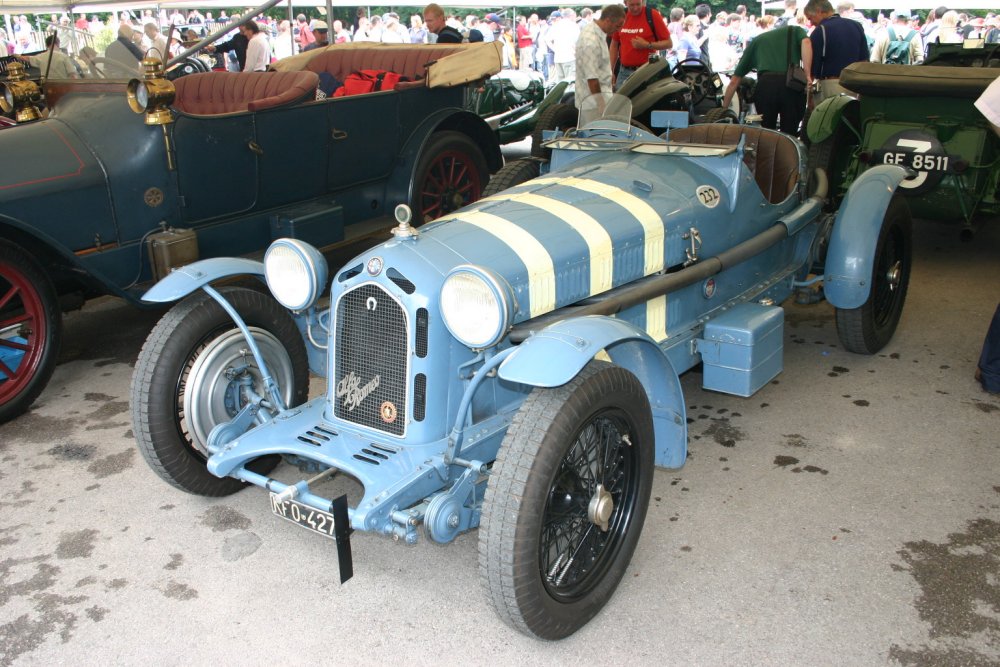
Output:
[252, 102, 329, 210]
[171, 113, 258, 222]
[323, 93, 401, 190]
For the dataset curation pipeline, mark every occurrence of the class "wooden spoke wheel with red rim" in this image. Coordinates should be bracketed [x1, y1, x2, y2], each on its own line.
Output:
[412, 131, 489, 225]
[0, 242, 61, 423]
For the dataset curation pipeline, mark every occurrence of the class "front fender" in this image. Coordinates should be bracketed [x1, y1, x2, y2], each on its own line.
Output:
[824, 165, 908, 309]
[499, 315, 688, 468]
[141, 257, 264, 303]
[807, 95, 859, 144]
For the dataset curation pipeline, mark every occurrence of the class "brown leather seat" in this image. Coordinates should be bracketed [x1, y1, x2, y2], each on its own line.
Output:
[667, 124, 800, 204]
[172, 70, 320, 115]
[304, 46, 460, 90]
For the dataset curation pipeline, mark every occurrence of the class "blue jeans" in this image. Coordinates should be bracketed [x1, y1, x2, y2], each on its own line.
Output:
[616, 65, 638, 90]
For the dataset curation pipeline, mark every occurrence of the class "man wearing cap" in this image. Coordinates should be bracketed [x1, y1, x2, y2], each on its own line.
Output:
[303, 20, 329, 51]
[483, 13, 502, 42]
[804, 0, 869, 104]
[871, 12, 922, 64]
[576, 5, 627, 108]
[610, 0, 672, 89]
[424, 3, 463, 43]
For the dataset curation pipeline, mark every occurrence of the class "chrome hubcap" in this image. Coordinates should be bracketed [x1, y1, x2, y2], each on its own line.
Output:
[588, 483, 614, 532]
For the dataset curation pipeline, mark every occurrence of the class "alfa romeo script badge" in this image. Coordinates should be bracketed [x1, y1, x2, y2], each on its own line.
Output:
[366, 256, 383, 276]
[380, 401, 397, 423]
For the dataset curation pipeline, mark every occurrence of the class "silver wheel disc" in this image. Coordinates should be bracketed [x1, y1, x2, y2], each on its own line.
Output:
[183, 327, 296, 454]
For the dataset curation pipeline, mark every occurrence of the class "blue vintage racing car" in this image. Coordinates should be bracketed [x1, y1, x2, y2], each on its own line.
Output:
[131, 96, 911, 639]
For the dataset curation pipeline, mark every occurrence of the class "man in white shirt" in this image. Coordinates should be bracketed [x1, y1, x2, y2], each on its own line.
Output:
[242, 20, 270, 72]
[547, 8, 581, 84]
[575, 5, 626, 108]
[143, 22, 168, 62]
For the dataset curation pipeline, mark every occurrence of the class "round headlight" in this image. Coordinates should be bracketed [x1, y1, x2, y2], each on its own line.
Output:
[440, 266, 513, 349]
[264, 238, 329, 311]
[3, 87, 13, 107]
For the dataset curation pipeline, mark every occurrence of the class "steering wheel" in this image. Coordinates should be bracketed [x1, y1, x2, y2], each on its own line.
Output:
[166, 56, 209, 81]
[671, 57, 714, 106]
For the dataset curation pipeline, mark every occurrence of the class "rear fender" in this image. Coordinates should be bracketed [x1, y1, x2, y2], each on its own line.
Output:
[498, 315, 688, 468]
[807, 95, 860, 144]
[141, 257, 264, 303]
[824, 165, 907, 309]
[386, 110, 502, 207]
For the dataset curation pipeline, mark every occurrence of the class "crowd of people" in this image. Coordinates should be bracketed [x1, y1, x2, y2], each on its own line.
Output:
[2, 3, 997, 105]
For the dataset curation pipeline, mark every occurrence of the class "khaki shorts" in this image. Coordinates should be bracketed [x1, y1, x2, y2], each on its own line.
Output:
[813, 78, 854, 105]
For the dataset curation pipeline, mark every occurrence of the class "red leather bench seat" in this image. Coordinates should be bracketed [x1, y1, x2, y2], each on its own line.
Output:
[172, 70, 320, 115]
[304, 46, 460, 91]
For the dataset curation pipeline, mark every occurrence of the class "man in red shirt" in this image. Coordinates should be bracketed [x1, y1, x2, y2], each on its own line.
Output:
[516, 15, 534, 71]
[610, 0, 672, 89]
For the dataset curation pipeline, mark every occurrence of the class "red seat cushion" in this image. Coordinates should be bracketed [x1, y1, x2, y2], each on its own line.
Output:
[304, 46, 459, 88]
[172, 70, 320, 115]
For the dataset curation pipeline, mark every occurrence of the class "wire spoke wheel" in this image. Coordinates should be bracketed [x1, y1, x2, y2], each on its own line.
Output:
[540, 412, 639, 601]
[479, 361, 654, 639]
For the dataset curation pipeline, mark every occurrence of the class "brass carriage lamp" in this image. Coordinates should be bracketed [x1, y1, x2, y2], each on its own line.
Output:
[0, 62, 43, 123]
[127, 57, 175, 125]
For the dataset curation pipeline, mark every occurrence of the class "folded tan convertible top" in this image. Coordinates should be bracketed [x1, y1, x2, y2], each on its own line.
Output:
[841, 61, 1000, 99]
[269, 41, 503, 88]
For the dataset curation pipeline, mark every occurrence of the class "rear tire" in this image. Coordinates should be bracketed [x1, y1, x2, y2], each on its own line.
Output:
[482, 159, 540, 197]
[835, 196, 912, 354]
[530, 103, 578, 159]
[131, 287, 308, 496]
[412, 131, 489, 225]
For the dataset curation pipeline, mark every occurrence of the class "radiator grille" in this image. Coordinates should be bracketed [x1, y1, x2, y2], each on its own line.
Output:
[334, 283, 408, 436]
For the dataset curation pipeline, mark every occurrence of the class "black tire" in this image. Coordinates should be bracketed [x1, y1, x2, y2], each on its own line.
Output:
[479, 361, 654, 640]
[530, 103, 578, 160]
[482, 159, 540, 197]
[835, 196, 912, 355]
[703, 107, 738, 124]
[0, 242, 62, 423]
[131, 287, 309, 496]
[411, 131, 489, 226]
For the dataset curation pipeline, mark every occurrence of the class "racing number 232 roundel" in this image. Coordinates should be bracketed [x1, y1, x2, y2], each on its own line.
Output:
[875, 129, 954, 196]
